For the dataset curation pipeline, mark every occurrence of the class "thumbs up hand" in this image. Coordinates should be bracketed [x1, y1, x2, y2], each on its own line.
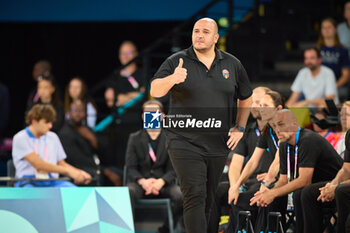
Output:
[172, 58, 187, 84]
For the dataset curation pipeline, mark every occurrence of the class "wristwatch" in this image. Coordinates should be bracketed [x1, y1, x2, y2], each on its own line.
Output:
[261, 180, 275, 189]
[235, 125, 245, 132]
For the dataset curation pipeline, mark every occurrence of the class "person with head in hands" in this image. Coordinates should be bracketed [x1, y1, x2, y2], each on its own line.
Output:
[150, 17, 252, 233]
[250, 109, 342, 233]
[12, 104, 91, 187]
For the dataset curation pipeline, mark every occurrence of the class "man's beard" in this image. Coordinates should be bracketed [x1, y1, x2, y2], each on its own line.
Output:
[307, 64, 318, 71]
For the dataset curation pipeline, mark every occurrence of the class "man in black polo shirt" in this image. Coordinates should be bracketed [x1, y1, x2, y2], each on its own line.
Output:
[301, 129, 350, 233]
[150, 18, 252, 233]
[251, 110, 342, 233]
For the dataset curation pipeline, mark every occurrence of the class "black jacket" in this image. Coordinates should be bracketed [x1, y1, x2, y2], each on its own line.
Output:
[125, 129, 176, 185]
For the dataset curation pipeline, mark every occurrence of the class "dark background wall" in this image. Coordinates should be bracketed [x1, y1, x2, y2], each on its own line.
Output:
[0, 21, 180, 136]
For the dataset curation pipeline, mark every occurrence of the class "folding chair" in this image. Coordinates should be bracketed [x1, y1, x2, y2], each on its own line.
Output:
[123, 165, 174, 233]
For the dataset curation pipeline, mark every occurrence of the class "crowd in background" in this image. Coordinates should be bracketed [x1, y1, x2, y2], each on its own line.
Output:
[1, 2, 350, 233]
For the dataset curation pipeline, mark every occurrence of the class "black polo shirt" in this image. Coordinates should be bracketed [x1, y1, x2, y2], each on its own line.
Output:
[256, 126, 279, 158]
[279, 128, 343, 183]
[106, 69, 146, 124]
[345, 129, 350, 163]
[152, 46, 252, 156]
[234, 122, 274, 184]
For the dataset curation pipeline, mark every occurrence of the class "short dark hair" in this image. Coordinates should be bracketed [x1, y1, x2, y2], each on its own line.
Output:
[304, 47, 321, 58]
[142, 99, 164, 112]
[25, 104, 56, 125]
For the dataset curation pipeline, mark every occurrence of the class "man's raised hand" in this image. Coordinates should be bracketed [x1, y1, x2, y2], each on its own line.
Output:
[172, 58, 187, 84]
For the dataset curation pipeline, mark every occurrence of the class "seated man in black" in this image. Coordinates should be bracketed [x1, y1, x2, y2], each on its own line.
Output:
[126, 100, 182, 233]
[301, 128, 350, 233]
[251, 109, 343, 233]
[59, 100, 99, 181]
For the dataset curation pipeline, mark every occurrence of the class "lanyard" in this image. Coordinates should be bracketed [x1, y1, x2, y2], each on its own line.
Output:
[270, 128, 279, 149]
[122, 69, 139, 89]
[25, 127, 49, 161]
[148, 143, 157, 162]
[287, 127, 301, 182]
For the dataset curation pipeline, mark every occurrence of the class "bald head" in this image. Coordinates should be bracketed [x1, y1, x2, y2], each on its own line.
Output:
[275, 109, 298, 124]
[192, 18, 219, 53]
[195, 18, 218, 34]
[273, 109, 299, 144]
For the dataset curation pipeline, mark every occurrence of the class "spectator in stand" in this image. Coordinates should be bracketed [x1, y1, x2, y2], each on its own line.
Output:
[286, 47, 339, 108]
[317, 17, 350, 100]
[311, 110, 342, 150]
[98, 41, 146, 185]
[27, 75, 64, 133]
[64, 77, 97, 129]
[12, 104, 91, 187]
[337, 1, 350, 58]
[337, 101, 350, 158]
[59, 100, 99, 182]
[27, 60, 52, 107]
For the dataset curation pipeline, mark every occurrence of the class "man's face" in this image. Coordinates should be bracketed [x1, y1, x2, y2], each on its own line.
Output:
[34, 119, 53, 135]
[344, 2, 350, 21]
[192, 19, 219, 53]
[304, 49, 321, 71]
[119, 43, 137, 65]
[69, 101, 86, 125]
[340, 105, 350, 130]
[251, 89, 266, 119]
[273, 113, 295, 143]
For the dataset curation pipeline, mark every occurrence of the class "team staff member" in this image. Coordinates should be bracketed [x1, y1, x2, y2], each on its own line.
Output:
[301, 128, 350, 233]
[208, 87, 271, 232]
[150, 17, 252, 233]
[250, 110, 342, 233]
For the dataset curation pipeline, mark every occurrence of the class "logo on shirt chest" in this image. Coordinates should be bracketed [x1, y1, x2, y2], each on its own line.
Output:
[222, 69, 230, 79]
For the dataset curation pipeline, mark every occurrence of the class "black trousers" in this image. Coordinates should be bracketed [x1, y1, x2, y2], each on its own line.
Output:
[168, 149, 227, 233]
[254, 194, 288, 232]
[128, 182, 183, 230]
[301, 182, 335, 233]
[335, 183, 350, 233]
[208, 181, 261, 233]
